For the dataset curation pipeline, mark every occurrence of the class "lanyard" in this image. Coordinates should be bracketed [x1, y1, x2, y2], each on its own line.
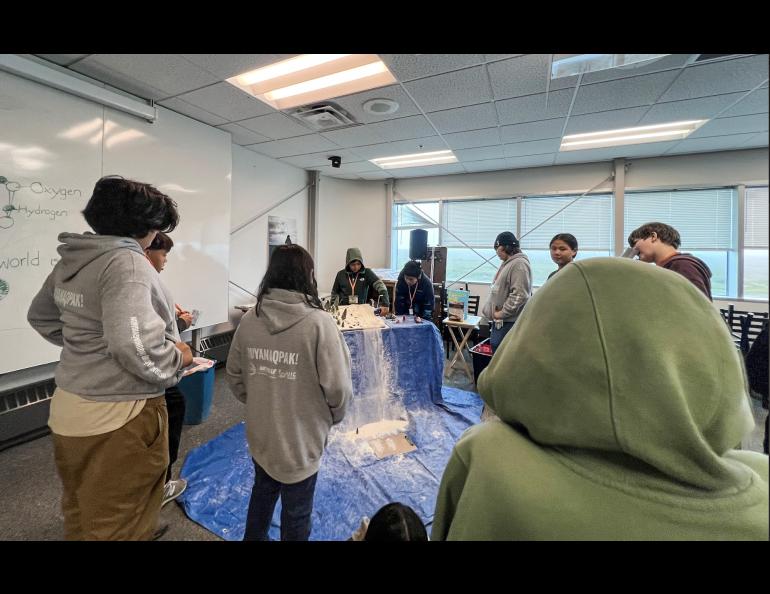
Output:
[348, 273, 358, 296]
[408, 281, 418, 309]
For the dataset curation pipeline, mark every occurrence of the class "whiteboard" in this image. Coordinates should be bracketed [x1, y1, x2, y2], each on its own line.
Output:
[0, 71, 231, 374]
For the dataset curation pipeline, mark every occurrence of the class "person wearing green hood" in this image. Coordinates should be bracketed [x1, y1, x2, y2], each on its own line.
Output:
[330, 247, 390, 315]
[432, 257, 768, 540]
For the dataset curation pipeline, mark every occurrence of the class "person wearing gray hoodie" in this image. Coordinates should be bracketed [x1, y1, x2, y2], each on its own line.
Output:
[27, 176, 191, 541]
[481, 231, 532, 352]
[226, 244, 352, 541]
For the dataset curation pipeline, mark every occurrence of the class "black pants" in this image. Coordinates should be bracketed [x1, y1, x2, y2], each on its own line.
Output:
[244, 460, 318, 541]
[164, 386, 186, 483]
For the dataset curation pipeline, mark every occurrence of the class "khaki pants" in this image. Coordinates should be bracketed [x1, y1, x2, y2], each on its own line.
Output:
[52, 396, 169, 540]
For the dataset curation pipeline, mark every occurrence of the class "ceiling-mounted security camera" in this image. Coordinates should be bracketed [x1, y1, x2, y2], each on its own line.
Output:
[329, 156, 342, 168]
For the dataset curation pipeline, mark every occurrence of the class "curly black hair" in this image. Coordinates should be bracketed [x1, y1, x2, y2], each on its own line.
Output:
[147, 231, 174, 252]
[627, 222, 681, 249]
[256, 244, 322, 315]
[82, 175, 179, 238]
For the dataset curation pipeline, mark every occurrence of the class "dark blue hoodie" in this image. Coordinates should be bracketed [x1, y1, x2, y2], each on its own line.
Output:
[394, 271, 434, 318]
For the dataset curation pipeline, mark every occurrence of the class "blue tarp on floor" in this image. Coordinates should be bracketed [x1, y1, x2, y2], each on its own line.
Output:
[179, 318, 483, 541]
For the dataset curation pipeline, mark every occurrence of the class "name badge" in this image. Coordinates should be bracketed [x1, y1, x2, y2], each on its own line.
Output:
[350, 295, 358, 304]
[409, 308, 414, 316]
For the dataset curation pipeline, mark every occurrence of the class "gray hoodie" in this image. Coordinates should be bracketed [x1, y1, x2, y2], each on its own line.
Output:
[481, 252, 532, 323]
[226, 288, 352, 484]
[27, 232, 184, 401]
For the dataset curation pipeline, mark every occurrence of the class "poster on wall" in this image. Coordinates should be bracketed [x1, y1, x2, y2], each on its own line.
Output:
[268, 215, 297, 259]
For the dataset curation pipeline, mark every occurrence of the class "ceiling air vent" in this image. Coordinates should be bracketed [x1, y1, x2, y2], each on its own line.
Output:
[287, 103, 358, 131]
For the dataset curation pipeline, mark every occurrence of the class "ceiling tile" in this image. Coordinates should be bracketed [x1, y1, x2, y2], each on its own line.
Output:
[659, 54, 769, 102]
[215, 123, 272, 145]
[237, 112, 314, 140]
[175, 82, 275, 121]
[638, 93, 747, 126]
[688, 113, 769, 139]
[503, 138, 561, 157]
[71, 54, 219, 100]
[278, 149, 361, 169]
[390, 162, 466, 178]
[484, 54, 524, 63]
[743, 131, 769, 147]
[564, 107, 649, 135]
[506, 154, 556, 169]
[500, 118, 565, 143]
[571, 70, 681, 115]
[157, 98, 229, 126]
[719, 88, 769, 118]
[36, 54, 90, 66]
[488, 54, 577, 100]
[245, 134, 340, 159]
[462, 158, 511, 172]
[357, 170, 393, 180]
[329, 84, 422, 123]
[666, 133, 761, 155]
[443, 127, 501, 150]
[403, 66, 492, 112]
[380, 54, 486, 82]
[317, 125, 380, 147]
[454, 145, 507, 162]
[181, 54, 297, 79]
[322, 115, 436, 147]
[348, 137, 447, 160]
[495, 89, 575, 125]
[426, 103, 498, 134]
[580, 54, 694, 84]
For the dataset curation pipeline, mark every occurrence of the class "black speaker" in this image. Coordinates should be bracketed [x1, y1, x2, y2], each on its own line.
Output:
[409, 229, 428, 260]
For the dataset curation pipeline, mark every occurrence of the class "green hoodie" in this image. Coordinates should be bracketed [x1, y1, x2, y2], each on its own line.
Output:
[432, 257, 768, 540]
[330, 247, 390, 307]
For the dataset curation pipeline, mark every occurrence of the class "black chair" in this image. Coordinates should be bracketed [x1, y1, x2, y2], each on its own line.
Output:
[720, 305, 770, 354]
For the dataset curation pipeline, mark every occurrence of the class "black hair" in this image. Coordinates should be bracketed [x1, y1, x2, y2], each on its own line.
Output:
[147, 231, 174, 252]
[363, 502, 428, 542]
[627, 222, 681, 249]
[549, 233, 578, 252]
[256, 244, 322, 316]
[82, 175, 179, 238]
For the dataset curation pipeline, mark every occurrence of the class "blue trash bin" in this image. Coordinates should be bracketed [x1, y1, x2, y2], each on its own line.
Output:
[178, 364, 216, 425]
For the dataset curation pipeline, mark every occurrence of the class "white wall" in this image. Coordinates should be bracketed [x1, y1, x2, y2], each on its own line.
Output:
[316, 176, 388, 294]
[625, 148, 769, 190]
[202, 145, 308, 337]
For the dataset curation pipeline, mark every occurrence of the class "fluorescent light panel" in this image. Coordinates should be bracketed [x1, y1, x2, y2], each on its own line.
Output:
[551, 54, 671, 79]
[559, 120, 707, 151]
[370, 150, 458, 169]
[227, 54, 397, 110]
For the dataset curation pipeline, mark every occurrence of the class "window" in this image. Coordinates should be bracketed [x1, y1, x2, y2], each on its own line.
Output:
[624, 188, 735, 297]
[744, 186, 768, 300]
[441, 198, 517, 283]
[391, 202, 439, 273]
[521, 193, 613, 286]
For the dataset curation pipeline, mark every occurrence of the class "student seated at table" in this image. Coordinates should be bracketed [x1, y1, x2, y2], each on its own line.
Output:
[394, 260, 434, 323]
[432, 257, 768, 541]
[331, 247, 390, 315]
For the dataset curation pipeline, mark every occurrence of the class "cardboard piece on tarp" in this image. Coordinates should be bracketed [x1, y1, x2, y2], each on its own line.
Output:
[368, 433, 417, 459]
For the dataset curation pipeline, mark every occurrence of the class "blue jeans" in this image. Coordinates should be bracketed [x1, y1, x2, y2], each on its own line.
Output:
[490, 321, 515, 352]
[243, 459, 318, 541]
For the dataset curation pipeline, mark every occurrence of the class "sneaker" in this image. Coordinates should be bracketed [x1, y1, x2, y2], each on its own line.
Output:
[161, 478, 188, 508]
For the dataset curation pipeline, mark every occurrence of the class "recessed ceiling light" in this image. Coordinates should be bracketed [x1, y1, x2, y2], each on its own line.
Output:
[370, 150, 457, 169]
[362, 98, 399, 115]
[226, 54, 397, 110]
[559, 120, 708, 151]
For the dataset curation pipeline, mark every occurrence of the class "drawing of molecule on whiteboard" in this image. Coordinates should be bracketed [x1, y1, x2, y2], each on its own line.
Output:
[0, 176, 20, 230]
